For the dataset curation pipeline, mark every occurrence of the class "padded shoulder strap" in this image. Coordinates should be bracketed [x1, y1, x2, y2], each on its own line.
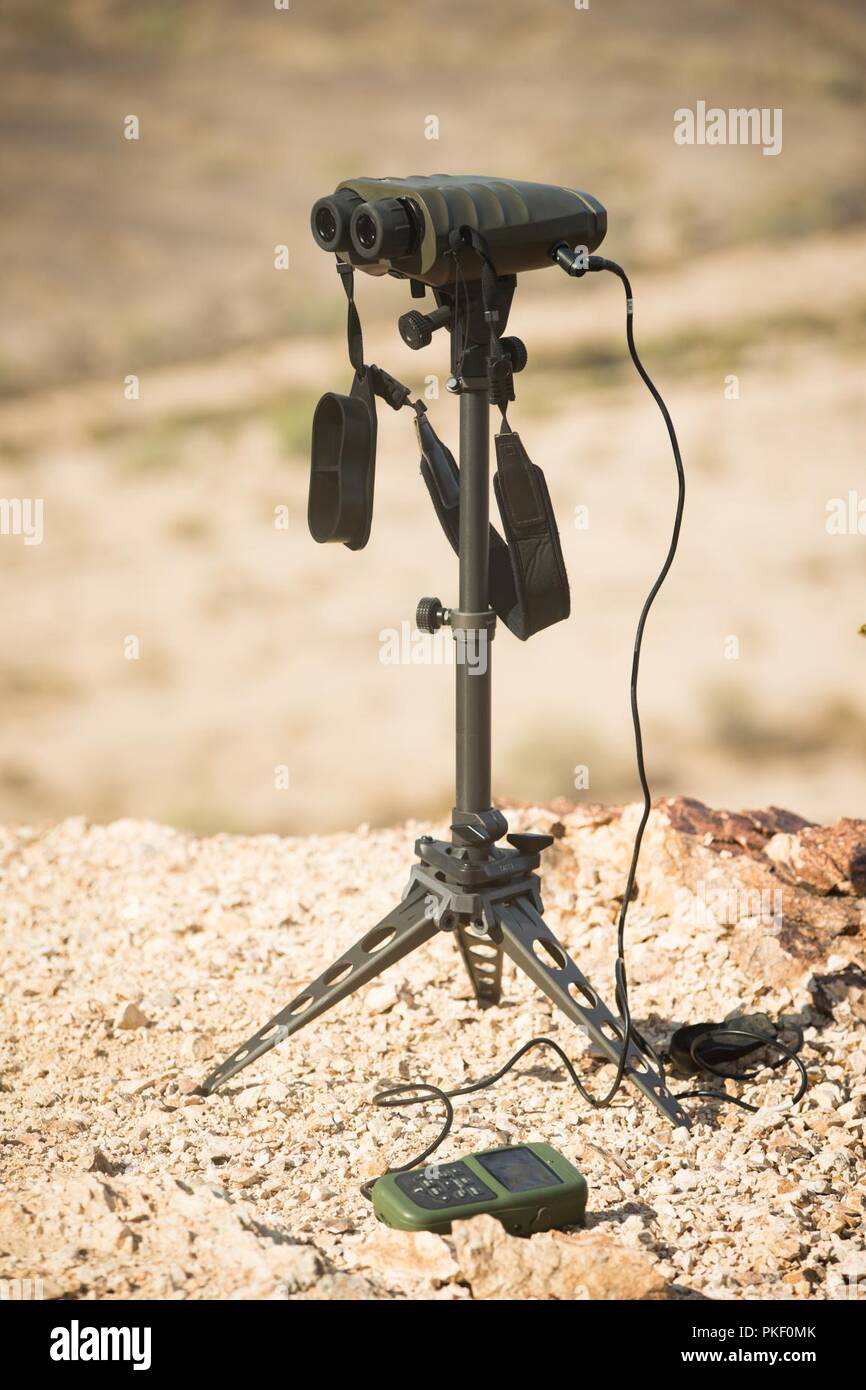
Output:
[492, 424, 570, 640]
[416, 413, 570, 641]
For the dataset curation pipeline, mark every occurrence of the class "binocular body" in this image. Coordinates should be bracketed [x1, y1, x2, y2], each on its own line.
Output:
[311, 174, 606, 286]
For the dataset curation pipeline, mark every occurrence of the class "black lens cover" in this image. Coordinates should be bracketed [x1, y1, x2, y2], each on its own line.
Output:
[308, 371, 378, 550]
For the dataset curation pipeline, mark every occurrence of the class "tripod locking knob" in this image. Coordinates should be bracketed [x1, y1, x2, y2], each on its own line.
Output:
[416, 596, 445, 633]
[502, 336, 528, 373]
[398, 306, 451, 351]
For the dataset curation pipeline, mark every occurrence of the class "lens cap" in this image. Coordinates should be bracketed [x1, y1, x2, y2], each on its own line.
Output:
[308, 371, 378, 550]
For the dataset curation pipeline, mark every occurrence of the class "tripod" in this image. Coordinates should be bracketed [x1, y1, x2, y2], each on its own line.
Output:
[201, 277, 689, 1131]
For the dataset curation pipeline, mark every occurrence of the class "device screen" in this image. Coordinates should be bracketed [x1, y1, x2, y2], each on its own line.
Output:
[476, 1146, 562, 1193]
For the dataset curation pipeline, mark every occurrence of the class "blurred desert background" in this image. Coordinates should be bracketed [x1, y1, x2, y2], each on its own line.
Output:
[0, 0, 864, 837]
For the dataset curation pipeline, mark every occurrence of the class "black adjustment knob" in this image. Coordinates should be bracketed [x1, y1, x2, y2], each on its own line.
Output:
[398, 305, 451, 351]
[416, 596, 444, 633]
[507, 832, 554, 855]
[502, 336, 528, 372]
[399, 310, 434, 350]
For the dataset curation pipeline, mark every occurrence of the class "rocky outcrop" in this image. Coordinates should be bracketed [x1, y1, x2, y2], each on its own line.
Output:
[651, 798, 866, 988]
[0, 1171, 375, 1301]
[525, 796, 866, 991]
[451, 1215, 668, 1300]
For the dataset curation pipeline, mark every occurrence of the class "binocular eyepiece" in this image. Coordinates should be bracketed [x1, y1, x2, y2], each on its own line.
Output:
[312, 189, 425, 262]
[310, 175, 607, 287]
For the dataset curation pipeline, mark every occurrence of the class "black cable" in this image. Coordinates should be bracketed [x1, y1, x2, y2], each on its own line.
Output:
[360, 1022, 809, 1199]
[675, 1025, 809, 1112]
[563, 255, 687, 1108]
[359, 1035, 604, 1200]
[449, 247, 472, 381]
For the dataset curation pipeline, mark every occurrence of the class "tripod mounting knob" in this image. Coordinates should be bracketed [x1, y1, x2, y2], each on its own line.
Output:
[399, 306, 451, 351]
[502, 336, 528, 373]
[416, 596, 445, 634]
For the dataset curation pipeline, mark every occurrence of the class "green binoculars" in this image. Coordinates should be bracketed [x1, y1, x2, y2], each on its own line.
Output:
[310, 173, 606, 287]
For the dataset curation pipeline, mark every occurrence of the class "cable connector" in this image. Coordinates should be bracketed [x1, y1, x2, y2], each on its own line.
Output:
[551, 244, 613, 277]
[552, 243, 587, 276]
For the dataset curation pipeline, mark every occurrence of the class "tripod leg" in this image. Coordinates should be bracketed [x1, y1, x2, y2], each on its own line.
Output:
[456, 925, 503, 1007]
[200, 883, 437, 1094]
[494, 896, 690, 1128]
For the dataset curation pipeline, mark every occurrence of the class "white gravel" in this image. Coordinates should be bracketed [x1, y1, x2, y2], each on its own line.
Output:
[1, 805, 864, 1300]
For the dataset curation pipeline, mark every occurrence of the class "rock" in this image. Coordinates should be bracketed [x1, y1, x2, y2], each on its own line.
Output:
[655, 798, 865, 976]
[782, 820, 866, 896]
[275, 1244, 324, 1294]
[659, 798, 811, 856]
[203, 1141, 235, 1165]
[138, 1105, 177, 1133]
[809, 1082, 844, 1110]
[113, 1002, 149, 1030]
[191, 1035, 212, 1062]
[148, 990, 179, 1009]
[767, 1234, 805, 1262]
[296, 1271, 383, 1300]
[835, 1248, 866, 1280]
[84, 1147, 125, 1177]
[0, 1172, 329, 1300]
[347, 1227, 459, 1285]
[235, 1087, 261, 1113]
[116, 1075, 162, 1097]
[227, 1167, 259, 1189]
[452, 1215, 668, 1300]
[809, 967, 866, 1021]
[264, 1081, 291, 1103]
[365, 983, 398, 1015]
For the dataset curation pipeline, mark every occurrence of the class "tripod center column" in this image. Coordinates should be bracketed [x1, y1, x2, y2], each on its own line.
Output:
[455, 386, 493, 827]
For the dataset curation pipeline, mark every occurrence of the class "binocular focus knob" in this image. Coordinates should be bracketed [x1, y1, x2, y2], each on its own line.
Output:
[416, 596, 445, 634]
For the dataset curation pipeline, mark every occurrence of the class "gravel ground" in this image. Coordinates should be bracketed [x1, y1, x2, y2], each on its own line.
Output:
[1, 801, 864, 1300]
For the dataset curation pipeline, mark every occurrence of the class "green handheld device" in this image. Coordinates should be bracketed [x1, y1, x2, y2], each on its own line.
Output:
[371, 1143, 587, 1237]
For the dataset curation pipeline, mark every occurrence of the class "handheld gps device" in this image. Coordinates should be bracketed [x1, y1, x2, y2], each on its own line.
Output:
[371, 1143, 588, 1236]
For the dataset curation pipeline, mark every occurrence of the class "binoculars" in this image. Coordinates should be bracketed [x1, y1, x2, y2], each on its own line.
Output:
[308, 174, 608, 576]
[310, 173, 606, 287]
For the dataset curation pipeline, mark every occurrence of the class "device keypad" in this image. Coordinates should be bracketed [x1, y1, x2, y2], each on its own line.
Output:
[395, 1160, 495, 1211]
